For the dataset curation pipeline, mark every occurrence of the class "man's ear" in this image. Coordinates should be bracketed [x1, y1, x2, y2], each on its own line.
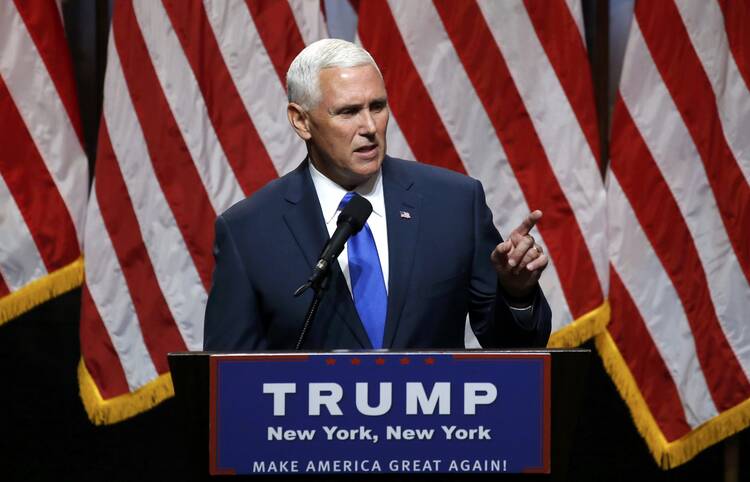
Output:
[287, 103, 312, 141]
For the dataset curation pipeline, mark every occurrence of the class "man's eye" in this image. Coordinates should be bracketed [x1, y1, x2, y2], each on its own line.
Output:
[371, 103, 386, 112]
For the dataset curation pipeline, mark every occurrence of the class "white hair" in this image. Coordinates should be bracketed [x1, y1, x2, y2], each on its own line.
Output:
[286, 38, 381, 110]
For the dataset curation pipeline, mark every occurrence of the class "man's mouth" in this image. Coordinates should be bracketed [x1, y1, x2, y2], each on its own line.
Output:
[354, 144, 377, 154]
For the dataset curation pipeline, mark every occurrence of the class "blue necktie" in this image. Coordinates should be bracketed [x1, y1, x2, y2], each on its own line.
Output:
[339, 192, 387, 348]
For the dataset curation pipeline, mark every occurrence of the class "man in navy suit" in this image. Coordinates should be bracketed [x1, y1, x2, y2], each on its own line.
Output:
[203, 39, 551, 351]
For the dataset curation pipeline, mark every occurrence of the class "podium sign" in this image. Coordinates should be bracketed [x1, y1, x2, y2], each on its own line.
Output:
[209, 352, 550, 475]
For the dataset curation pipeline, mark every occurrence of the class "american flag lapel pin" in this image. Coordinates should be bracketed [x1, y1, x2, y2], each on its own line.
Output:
[400, 210, 411, 219]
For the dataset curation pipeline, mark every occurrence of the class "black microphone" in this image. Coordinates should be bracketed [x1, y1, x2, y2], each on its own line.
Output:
[294, 193, 373, 296]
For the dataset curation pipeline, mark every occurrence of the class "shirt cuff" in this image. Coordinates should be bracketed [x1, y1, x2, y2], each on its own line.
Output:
[508, 303, 535, 329]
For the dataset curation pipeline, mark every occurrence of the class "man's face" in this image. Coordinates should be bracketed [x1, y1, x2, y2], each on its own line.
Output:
[300, 64, 389, 189]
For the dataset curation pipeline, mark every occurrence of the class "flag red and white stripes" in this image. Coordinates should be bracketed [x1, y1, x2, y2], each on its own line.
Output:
[0, 0, 88, 325]
[355, 0, 609, 347]
[80, 0, 608, 423]
[602, 0, 750, 468]
[78, 0, 325, 424]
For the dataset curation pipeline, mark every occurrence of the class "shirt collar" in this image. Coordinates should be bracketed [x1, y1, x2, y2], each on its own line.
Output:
[308, 160, 385, 225]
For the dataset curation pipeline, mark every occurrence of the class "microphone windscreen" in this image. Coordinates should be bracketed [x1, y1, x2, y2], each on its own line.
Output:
[337, 194, 372, 232]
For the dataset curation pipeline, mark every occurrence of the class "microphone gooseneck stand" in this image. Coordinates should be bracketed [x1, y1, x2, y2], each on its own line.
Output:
[293, 266, 331, 350]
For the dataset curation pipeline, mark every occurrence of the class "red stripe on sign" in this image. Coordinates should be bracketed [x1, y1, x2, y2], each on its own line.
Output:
[608, 267, 692, 442]
[79, 285, 131, 399]
[358, 0, 466, 174]
[163, 1, 279, 196]
[610, 96, 750, 410]
[717, 0, 750, 91]
[113, 1, 215, 290]
[96, 122, 187, 372]
[13, 0, 84, 144]
[245, 0, 307, 86]
[434, 0, 602, 317]
[0, 76, 80, 271]
[636, 1, 750, 285]
[523, 0, 601, 165]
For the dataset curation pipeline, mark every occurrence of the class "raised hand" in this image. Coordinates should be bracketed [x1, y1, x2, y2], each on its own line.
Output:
[490, 210, 548, 302]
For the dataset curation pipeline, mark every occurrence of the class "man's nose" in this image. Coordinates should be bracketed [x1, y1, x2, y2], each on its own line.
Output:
[360, 110, 377, 135]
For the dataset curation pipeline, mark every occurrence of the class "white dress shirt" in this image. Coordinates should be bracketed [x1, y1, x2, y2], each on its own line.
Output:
[309, 162, 389, 295]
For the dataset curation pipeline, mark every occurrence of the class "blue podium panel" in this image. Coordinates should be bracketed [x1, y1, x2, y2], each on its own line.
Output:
[209, 352, 550, 475]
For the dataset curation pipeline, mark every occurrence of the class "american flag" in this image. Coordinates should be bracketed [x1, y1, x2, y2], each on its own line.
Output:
[602, 0, 750, 469]
[78, 0, 607, 425]
[0, 0, 88, 326]
[355, 0, 608, 349]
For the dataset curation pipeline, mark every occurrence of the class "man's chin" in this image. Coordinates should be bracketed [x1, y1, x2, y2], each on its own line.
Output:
[356, 159, 383, 177]
[338, 163, 380, 189]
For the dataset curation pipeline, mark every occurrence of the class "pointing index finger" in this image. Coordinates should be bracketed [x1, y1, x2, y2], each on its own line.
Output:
[513, 210, 543, 236]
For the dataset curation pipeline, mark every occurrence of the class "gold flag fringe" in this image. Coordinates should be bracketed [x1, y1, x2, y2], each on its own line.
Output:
[547, 299, 610, 348]
[0, 257, 84, 326]
[595, 329, 750, 469]
[78, 358, 175, 425]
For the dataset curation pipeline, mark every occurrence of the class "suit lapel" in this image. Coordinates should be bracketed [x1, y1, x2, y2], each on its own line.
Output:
[382, 158, 421, 348]
[326, 263, 372, 347]
[282, 162, 329, 269]
[282, 161, 371, 348]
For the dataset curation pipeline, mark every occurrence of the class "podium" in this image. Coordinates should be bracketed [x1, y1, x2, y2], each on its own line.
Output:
[169, 349, 589, 480]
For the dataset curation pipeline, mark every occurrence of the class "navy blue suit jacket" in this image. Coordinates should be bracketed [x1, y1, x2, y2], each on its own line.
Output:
[203, 156, 551, 350]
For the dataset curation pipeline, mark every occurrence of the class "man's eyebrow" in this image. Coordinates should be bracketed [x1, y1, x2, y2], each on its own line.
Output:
[330, 102, 363, 114]
[330, 97, 388, 114]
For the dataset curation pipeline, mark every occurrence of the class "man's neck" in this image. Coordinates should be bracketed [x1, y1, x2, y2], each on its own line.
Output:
[308, 155, 373, 192]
